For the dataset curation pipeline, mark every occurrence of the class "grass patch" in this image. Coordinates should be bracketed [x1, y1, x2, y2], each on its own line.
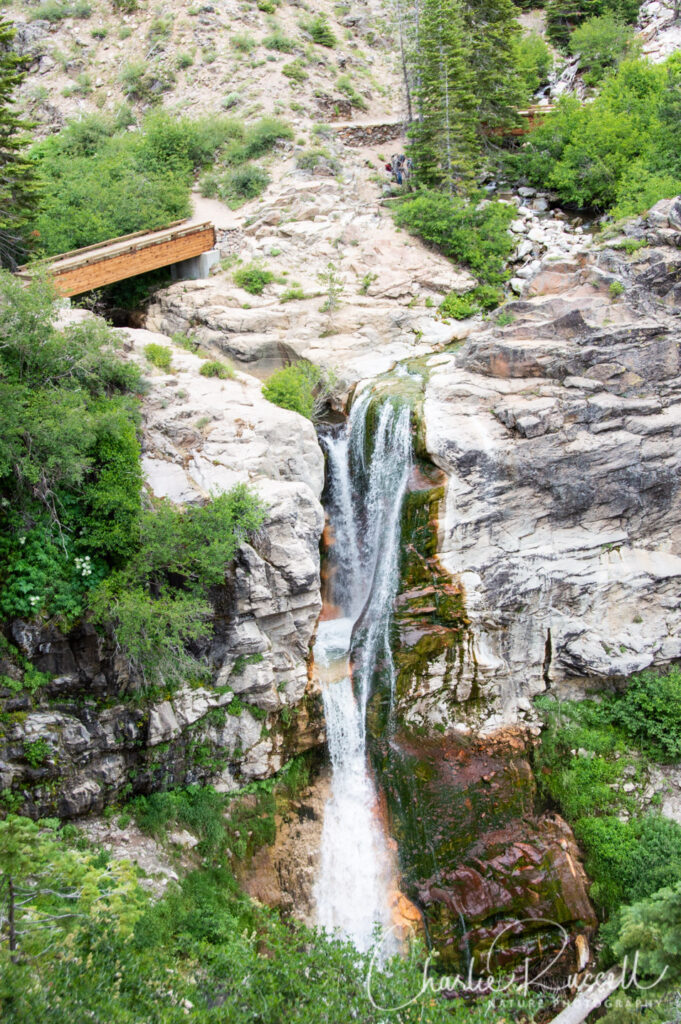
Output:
[264, 30, 296, 52]
[282, 59, 308, 83]
[336, 74, 367, 109]
[233, 263, 275, 295]
[144, 343, 172, 371]
[296, 147, 340, 174]
[31, 0, 91, 21]
[280, 284, 306, 302]
[231, 32, 256, 53]
[199, 360, 234, 380]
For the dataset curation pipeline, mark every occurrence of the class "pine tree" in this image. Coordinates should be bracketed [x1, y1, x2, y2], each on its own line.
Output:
[546, 0, 602, 48]
[0, 17, 39, 269]
[614, 880, 681, 985]
[462, 0, 525, 132]
[408, 0, 479, 191]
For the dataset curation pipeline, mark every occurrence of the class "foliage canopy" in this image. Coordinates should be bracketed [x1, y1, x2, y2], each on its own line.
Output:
[0, 273, 265, 687]
[511, 53, 681, 215]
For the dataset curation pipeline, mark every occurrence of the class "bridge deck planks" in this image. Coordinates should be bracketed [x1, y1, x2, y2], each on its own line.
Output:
[19, 221, 216, 297]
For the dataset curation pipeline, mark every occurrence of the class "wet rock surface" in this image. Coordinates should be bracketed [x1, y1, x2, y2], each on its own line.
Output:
[239, 769, 330, 924]
[372, 727, 596, 974]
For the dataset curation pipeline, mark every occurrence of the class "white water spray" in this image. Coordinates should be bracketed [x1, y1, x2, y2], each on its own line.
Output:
[314, 392, 413, 952]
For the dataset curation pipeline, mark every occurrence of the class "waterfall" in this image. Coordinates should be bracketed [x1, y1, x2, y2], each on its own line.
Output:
[314, 391, 413, 952]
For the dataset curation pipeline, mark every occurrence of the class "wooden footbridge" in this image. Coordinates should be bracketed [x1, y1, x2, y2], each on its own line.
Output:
[17, 219, 216, 298]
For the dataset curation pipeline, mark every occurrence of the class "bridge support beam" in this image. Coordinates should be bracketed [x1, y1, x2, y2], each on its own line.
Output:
[170, 248, 220, 283]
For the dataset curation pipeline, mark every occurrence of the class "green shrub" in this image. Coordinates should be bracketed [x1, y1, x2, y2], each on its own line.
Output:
[440, 284, 504, 319]
[359, 272, 376, 294]
[112, 0, 137, 10]
[512, 54, 681, 215]
[318, 261, 344, 313]
[262, 362, 321, 419]
[0, 273, 144, 623]
[144, 343, 172, 371]
[91, 26, 108, 39]
[282, 59, 308, 83]
[176, 51, 194, 69]
[614, 881, 681, 986]
[0, 663, 50, 696]
[576, 814, 681, 915]
[534, 686, 681, 929]
[82, 415, 144, 564]
[392, 191, 515, 285]
[231, 32, 256, 53]
[223, 117, 293, 164]
[233, 263, 275, 294]
[611, 666, 681, 760]
[199, 360, 234, 379]
[301, 14, 337, 47]
[514, 32, 553, 99]
[23, 738, 51, 767]
[264, 30, 296, 52]
[439, 292, 478, 320]
[570, 14, 634, 85]
[336, 74, 367, 109]
[139, 110, 244, 173]
[92, 486, 266, 687]
[29, 111, 240, 255]
[217, 164, 270, 206]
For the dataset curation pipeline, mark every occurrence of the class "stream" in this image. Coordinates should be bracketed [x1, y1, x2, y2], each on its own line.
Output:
[313, 390, 413, 951]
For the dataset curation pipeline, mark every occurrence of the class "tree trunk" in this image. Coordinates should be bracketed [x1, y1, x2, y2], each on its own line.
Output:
[547, 971, 622, 1024]
[8, 875, 17, 963]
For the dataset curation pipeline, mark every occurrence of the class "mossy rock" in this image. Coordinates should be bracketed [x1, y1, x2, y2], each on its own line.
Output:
[370, 727, 596, 971]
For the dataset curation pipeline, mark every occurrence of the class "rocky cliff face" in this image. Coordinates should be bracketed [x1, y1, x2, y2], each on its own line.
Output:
[0, 323, 326, 817]
[409, 200, 681, 733]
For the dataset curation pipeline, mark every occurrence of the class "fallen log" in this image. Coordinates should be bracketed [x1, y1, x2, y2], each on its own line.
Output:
[547, 970, 622, 1024]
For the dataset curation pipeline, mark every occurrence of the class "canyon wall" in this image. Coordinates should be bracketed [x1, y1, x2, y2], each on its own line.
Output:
[0, 326, 326, 817]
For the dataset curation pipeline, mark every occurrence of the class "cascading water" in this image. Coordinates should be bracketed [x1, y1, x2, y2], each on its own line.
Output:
[313, 389, 413, 952]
